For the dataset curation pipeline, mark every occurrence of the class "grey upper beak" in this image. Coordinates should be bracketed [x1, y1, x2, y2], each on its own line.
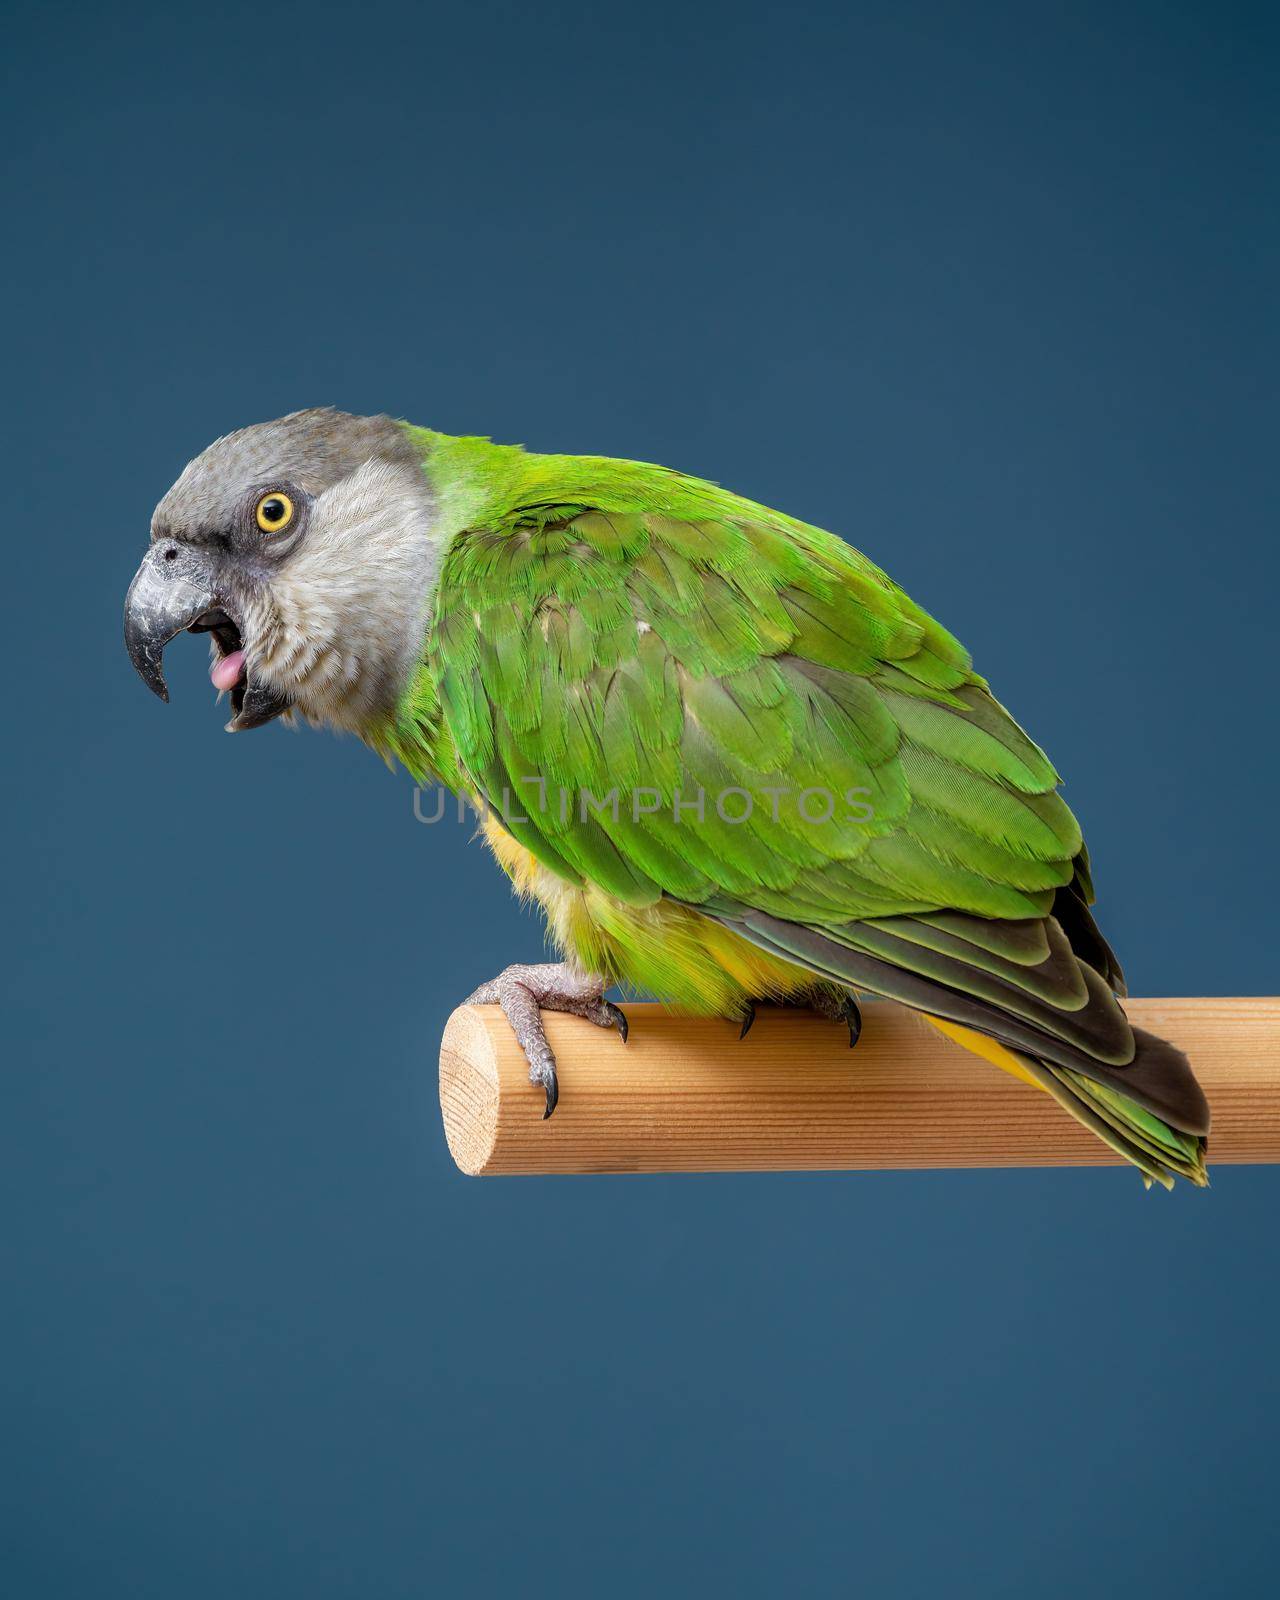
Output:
[124, 540, 290, 731]
[124, 541, 219, 702]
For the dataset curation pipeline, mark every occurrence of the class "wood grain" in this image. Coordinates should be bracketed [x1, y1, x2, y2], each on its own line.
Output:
[438, 998, 1280, 1176]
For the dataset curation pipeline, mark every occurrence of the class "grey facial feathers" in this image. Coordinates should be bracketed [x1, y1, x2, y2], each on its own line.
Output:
[152, 409, 444, 732]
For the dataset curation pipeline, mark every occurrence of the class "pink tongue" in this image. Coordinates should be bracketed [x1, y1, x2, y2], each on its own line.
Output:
[211, 650, 246, 692]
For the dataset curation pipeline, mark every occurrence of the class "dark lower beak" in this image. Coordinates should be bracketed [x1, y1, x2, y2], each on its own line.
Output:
[227, 677, 291, 733]
[124, 541, 290, 732]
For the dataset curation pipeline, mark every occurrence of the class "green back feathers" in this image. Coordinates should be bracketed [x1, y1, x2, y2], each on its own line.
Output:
[386, 430, 1078, 933]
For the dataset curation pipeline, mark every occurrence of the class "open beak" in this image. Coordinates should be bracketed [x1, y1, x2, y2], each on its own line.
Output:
[124, 541, 290, 732]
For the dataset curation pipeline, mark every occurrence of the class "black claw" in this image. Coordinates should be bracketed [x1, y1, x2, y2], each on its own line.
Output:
[739, 1002, 757, 1040]
[605, 1001, 629, 1044]
[842, 996, 863, 1049]
[543, 1070, 559, 1120]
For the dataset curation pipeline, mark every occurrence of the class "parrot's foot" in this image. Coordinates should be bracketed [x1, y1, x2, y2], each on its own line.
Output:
[463, 962, 627, 1119]
[809, 985, 857, 1049]
[737, 990, 862, 1047]
[820, 992, 862, 1048]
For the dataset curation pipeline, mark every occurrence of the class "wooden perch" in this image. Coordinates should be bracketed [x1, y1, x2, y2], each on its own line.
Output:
[438, 997, 1279, 1176]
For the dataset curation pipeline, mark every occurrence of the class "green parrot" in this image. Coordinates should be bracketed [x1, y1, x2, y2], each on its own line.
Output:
[124, 408, 1210, 1186]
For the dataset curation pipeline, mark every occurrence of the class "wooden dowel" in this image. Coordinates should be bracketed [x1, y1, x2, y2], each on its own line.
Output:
[438, 998, 1280, 1176]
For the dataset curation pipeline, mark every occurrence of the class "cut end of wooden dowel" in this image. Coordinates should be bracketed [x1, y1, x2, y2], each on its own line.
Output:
[439, 1004, 501, 1176]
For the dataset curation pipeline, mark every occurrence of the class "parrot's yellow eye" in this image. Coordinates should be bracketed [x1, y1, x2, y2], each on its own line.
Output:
[255, 491, 295, 533]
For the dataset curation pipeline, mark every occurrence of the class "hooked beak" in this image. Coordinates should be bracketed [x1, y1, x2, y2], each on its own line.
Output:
[123, 541, 290, 732]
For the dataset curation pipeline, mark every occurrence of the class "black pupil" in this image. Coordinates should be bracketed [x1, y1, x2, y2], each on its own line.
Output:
[262, 498, 285, 524]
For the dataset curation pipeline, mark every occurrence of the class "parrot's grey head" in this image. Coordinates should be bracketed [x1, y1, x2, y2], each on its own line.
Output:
[124, 408, 440, 733]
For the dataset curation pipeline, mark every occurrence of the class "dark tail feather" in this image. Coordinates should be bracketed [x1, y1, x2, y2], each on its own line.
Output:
[1021, 1055, 1208, 1189]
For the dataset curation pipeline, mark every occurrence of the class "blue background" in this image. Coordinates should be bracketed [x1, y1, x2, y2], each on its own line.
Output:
[3, 2, 1276, 1594]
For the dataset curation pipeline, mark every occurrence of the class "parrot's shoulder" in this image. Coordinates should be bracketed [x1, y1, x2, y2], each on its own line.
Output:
[406, 425, 868, 559]
[408, 427, 935, 624]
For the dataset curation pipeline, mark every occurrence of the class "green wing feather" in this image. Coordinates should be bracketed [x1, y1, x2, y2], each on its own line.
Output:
[427, 474, 1070, 921]
[411, 438, 1208, 1184]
